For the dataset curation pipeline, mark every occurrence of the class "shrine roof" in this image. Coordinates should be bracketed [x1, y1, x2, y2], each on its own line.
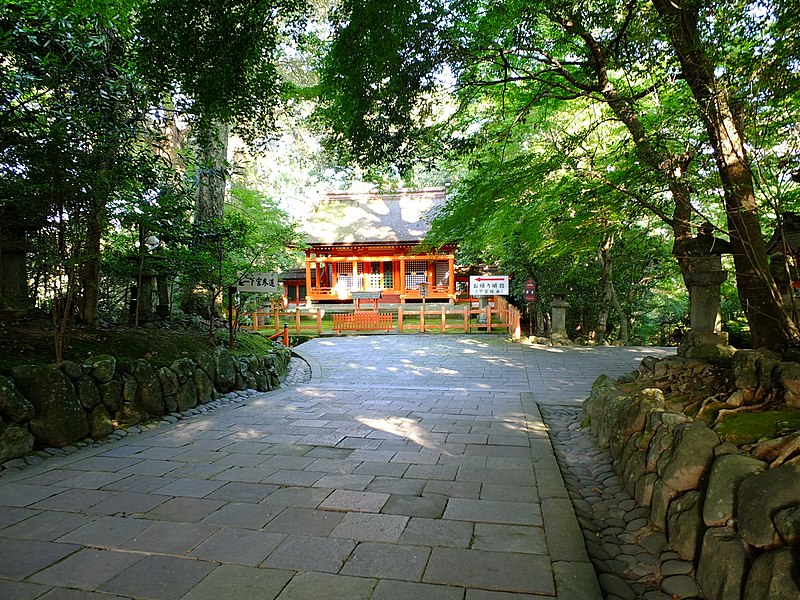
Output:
[299, 188, 446, 245]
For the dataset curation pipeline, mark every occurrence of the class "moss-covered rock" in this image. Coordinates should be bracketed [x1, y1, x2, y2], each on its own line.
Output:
[76, 376, 102, 411]
[90, 405, 114, 438]
[98, 375, 124, 412]
[213, 348, 237, 392]
[132, 359, 164, 416]
[11, 364, 89, 447]
[0, 375, 35, 422]
[84, 354, 116, 384]
[0, 420, 35, 462]
[703, 454, 766, 527]
[737, 463, 800, 549]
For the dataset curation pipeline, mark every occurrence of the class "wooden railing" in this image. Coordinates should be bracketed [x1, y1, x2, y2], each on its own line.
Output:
[247, 295, 522, 340]
[333, 312, 393, 333]
[495, 296, 522, 340]
[251, 307, 325, 336]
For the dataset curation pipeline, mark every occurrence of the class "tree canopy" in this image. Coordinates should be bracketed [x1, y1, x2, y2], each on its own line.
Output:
[1, 0, 308, 359]
[317, 0, 800, 349]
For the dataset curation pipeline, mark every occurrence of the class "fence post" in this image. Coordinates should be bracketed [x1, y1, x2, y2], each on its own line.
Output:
[316, 309, 322, 335]
[398, 306, 404, 333]
[464, 304, 469, 333]
[251, 310, 258, 332]
[282, 323, 289, 346]
[295, 307, 301, 334]
[420, 304, 425, 333]
[487, 306, 492, 332]
[441, 305, 446, 333]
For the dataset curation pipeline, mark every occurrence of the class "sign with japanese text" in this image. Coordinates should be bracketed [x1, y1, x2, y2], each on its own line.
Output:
[236, 272, 281, 293]
[469, 275, 509, 296]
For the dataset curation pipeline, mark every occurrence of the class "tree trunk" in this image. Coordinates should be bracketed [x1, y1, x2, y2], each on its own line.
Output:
[652, 0, 799, 350]
[0, 230, 31, 308]
[594, 237, 613, 342]
[196, 120, 229, 223]
[181, 120, 230, 318]
[77, 203, 103, 326]
[610, 279, 629, 344]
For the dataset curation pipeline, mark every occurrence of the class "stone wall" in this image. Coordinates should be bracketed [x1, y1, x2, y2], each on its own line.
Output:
[0, 344, 291, 466]
[584, 353, 800, 600]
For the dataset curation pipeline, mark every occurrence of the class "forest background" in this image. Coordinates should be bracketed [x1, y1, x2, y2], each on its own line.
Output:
[2, 0, 800, 361]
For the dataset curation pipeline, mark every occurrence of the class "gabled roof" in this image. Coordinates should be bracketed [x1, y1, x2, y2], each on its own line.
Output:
[299, 188, 446, 246]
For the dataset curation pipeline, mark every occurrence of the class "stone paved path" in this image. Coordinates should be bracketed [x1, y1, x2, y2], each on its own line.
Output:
[0, 335, 672, 600]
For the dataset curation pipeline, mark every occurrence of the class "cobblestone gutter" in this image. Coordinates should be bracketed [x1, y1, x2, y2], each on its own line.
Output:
[563, 352, 800, 600]
[543, 405, 702, 600]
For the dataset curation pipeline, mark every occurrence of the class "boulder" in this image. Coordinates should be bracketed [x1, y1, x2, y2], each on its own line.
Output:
[84, 354, 116, 384]
[703, 454, 767, 527]
[196, 352, 217, 387]
[757, 356, 779, 392]
[213, 347, 237, 392]
[116, 402, 148, 427]
[170, 357, 197, 383]
[76, 376, 102, 410]
[658, 421, 719, 492]
[737, 463, 800, 548]
[666, 490, 705, 562]
[89, 405, 114, 438]
[158, 366, 180, 397]
[785, 390, 800, 410]
[176, 379, 198, 411]
[98, 375, 124, 412]
[650, 478, 679, 531]
[115, 358, 134, 374]
[697, 528, 750, 600]
[639, 356, 659, 377]
[609, 388, 665, 457]
[774, 506, 800, 546]
[634, 472, 658, 506]
[0, 375, 35, 422]
[11, 364, 89, 447]
[743, 548, 800, 600]
[778, 361, 800, 396]
[131, 359, 164, 416]
[0, 420, 35, 463]
[622, 450, 648, 497]
[59, 361, 83, 380]
[583, 375, 625, 446]
[254, 370, 270, 392]
[194, 368, 215, 404]
[158, 367, 179, 413]
[732, 350, 759, 397]
[636, 408, 665, 450]
[121, 374, 138, 403]
[236, 358, 258, 390]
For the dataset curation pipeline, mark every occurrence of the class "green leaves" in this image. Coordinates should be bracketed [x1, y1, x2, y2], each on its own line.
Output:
[135, 0, 310, 144]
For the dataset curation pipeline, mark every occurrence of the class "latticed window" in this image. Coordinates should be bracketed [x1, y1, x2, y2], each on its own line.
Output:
[382, 261, 393, 288]
[405, 260, 427, 289]
[435, 261, 449, 286]
[337, 262, 354, 290]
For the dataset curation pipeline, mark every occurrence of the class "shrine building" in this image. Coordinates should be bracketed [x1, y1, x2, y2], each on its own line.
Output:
[283, 188, 458, 305]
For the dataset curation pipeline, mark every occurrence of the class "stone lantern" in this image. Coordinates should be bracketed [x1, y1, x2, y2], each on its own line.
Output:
[550, 289, 570, 343]
[676, 224, 734, 359]
[765, 212, 800, 323]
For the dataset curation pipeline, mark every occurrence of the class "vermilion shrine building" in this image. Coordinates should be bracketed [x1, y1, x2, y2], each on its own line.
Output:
[283, 188, 458, 305]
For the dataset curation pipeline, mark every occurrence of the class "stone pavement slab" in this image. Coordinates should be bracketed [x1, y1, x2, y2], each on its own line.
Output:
[0, 334, 671, 599]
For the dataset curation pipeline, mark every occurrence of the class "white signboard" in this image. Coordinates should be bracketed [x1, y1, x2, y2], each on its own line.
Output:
[470, 275, 509, 296]
[236, 272, 281, 293]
